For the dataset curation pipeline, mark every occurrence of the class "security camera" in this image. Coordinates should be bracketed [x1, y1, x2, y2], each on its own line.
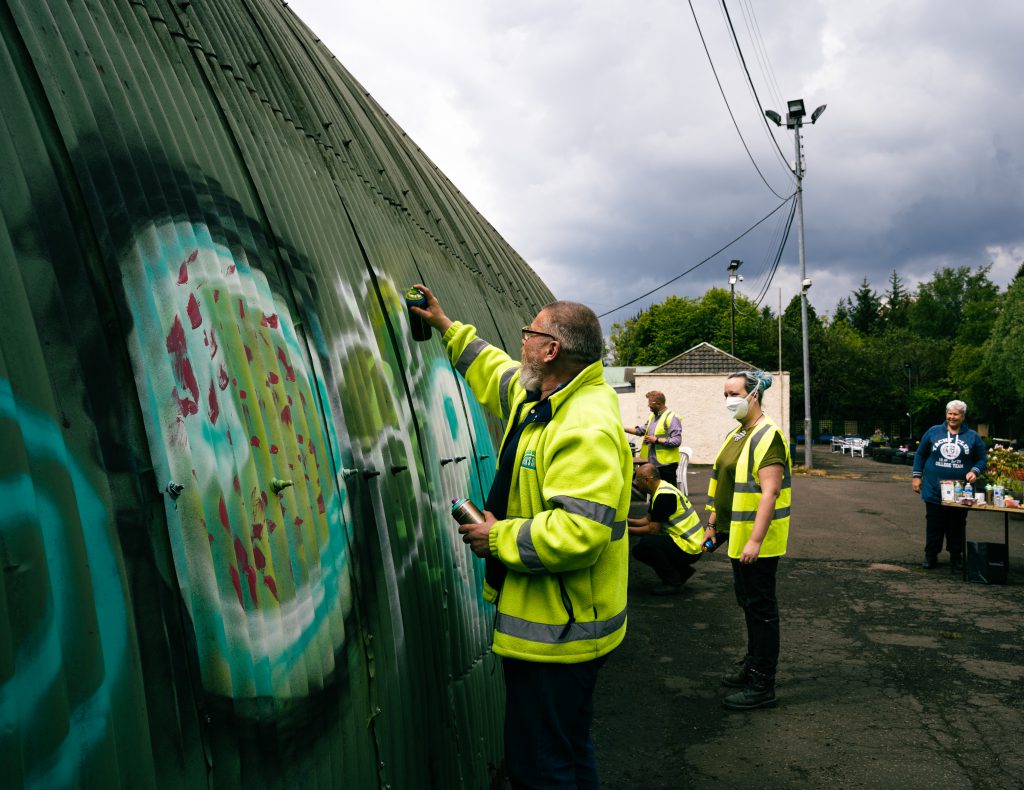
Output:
[801, 278, 813, 289]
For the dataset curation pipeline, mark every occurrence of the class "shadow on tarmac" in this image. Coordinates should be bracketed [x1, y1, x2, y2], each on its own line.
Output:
[593, 449, 1024, 789]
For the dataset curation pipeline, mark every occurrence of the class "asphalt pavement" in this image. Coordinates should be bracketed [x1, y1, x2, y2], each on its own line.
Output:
[591, 448, 1024, 789]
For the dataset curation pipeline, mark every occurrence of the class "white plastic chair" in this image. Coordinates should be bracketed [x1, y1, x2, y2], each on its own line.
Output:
[848, 438, 866, 457]
[677, 446, 692, 496]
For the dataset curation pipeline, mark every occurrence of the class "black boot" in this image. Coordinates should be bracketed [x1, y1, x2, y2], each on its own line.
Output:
[950, 553, 964, 573]
[723, 667, 776, 710]
[921, 555, 937, 569]
[721, 659, 751, 688]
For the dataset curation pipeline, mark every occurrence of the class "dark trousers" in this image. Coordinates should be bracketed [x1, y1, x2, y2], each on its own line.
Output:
[632, 534, 700, 585]
[503, 655, 608, 789]
[656, 463, 678, 484]
[924, 501, 966, 559]
[731, 556, 780, 677]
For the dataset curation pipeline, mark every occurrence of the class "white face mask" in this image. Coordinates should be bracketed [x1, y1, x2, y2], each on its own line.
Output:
[725, 392, 752, 421]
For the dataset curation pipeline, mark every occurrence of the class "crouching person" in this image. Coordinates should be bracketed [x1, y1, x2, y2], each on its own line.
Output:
[628, 463, 702, 595]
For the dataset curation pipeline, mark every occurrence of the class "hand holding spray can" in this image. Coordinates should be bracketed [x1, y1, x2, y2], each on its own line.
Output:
[451, 497, 486, 525]
[405, 286, 432, 342]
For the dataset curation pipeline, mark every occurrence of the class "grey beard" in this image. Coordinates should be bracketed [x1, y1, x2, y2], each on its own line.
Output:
[518, 361, 544, 392]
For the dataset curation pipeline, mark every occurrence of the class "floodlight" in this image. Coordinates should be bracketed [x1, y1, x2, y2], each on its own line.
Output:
[787, 99, 806, 118]
[811, 104, 827, 124]
[764, 109, 782, 126]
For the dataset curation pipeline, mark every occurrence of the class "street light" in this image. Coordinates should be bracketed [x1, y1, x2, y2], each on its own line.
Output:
[904, 362, 913, 441]
[766, 98, 826, 469]
[728, 259, 743, 355]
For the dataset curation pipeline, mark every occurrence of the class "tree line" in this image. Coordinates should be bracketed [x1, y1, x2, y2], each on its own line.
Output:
[607, 263, 1024, 441]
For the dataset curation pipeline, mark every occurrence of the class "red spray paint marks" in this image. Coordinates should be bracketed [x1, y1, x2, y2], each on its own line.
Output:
[252, 521, 264, 540]
[266, 371, 280, 385]
[233, 475, 241, 493]
[226, 264, 236, 275]
[253, 545, 266, 571]
[250, 436, 260, 448]
[267, 518, 278, 535]
[244, 345, 253, 362]
[263, 576, 279, 601]
[218, 495, 231, 532]
[187, 293, 202, 329]
[166, 316, 199, 415]
[317, 492, 325, 515]
[269, 444, 279, 455]
[218, 366, 229, 390]
[238, 299, 246, 319]
[208, 380, 220, 425]
[208, 328, 218, 358]
[281, 404, 292, 426]
[214, 289, 220, 302]
[276, 346, 296, 382]
[293, 516, 303, 528]
[176, 249, 198, 284]
[296, 434, 303, 444]
[230, 566, 243, 606]
[234, 537, 258, 603]
[261, 313, 279, 329]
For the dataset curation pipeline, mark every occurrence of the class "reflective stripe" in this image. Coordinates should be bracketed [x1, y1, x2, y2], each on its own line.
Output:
[732, 506, 791, 522]
[668, 503, 697, 525]
[550, 495, 617, 527]
[747, 423, 774, 472]
[735, 481, 761, 493]
[681, 521, 704, 539]
[495, 607, 627, 645]
[498, 366, 518, 418]
[610, 520, 626, 541]
[455, 338, 489, 375]
[516, 519, 545, 573]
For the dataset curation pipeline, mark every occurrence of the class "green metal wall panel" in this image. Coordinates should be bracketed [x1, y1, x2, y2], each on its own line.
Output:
[0, 1, 553, 786]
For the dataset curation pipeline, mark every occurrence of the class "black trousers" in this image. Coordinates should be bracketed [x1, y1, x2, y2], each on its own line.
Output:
[924, 500, 966, 559]
[731, 556, 780, 677]
[632, 534, 700, 585]
[503, 655, 608, 789]
[656, 463, 678, 484]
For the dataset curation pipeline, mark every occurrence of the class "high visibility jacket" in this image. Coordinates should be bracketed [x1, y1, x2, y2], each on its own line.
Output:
[444, 322, 632, 663]
[642, 409, 681, 466]
[707, 417, 791, 559]
[651, 480, 703, 554]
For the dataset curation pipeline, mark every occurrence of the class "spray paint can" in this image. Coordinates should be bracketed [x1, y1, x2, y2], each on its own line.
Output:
[451, 497, 486, 525]
[405, 286, 432, 342]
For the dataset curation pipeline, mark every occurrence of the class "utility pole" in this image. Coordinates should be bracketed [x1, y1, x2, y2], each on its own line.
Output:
[728, 259, 742, 356]
[766, 99, 825, 469]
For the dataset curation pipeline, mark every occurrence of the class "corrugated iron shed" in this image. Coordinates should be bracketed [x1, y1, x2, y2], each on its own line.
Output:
[0, 1, 550, 786]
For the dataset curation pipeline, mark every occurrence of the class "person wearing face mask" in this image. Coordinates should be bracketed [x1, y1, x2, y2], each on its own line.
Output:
[703, 370, 791, 710]
[911, 400, 987, 571]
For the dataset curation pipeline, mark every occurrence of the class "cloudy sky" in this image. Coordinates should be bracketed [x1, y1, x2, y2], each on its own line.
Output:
[288, 0, 1024, 329]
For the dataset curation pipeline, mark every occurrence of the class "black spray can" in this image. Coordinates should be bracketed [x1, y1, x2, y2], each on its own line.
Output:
[405, 286, 432, 342]
[451, 497, 485, 525]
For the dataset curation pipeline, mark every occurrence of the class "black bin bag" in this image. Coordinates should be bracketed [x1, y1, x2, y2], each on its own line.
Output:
[966, 541, 1008, 585]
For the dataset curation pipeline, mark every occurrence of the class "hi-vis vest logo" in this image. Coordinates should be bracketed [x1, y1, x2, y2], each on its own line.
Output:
[521, 450, 537, 470]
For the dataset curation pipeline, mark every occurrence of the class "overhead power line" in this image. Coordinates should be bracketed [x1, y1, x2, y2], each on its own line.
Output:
[719, 0, 793, 176]
[735, 194, 798, 314]
[686, 0, 790, 200]
[597, 193, 796, 319]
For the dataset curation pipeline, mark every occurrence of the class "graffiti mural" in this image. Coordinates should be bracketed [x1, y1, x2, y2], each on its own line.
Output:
[0, 0, 552, 786]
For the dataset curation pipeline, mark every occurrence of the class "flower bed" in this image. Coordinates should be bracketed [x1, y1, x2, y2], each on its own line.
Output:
[984, 445, 1024, 497]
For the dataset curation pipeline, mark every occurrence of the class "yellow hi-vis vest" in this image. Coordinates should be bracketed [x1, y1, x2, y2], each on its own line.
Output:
[652, 480, 703, 554]
[443, 321, 632, 664]
[643, 409, 681, 466]
[707, 417, 791, 559]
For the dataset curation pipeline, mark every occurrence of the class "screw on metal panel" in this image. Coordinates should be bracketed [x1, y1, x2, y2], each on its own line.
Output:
[390, 465, 408, 475]
[479, 455, 491, 460]
[247, 60, 260, 69]
[270, 478, 294, 495]
[454, 456, 466, 463]
[164, 481, 185, 499]
[341, 468, 359, 478]
[362, 469, 380, 479]
[440, 458, 454, 466]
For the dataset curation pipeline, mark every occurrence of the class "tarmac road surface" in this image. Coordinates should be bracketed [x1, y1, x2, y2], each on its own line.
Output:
[591, 449, 1024, 789]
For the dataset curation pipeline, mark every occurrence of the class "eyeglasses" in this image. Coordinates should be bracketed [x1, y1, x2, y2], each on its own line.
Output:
[521, 326, 558, 343]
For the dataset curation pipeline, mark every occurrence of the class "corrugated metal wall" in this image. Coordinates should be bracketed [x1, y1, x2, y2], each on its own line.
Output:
[0, 1, 553, 786]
